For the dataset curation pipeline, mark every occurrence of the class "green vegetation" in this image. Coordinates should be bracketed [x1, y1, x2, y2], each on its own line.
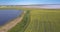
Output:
[8, 10, 30, 32]
[24, 9, 60, 32]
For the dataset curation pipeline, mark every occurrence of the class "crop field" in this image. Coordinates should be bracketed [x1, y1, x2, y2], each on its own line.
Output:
[8, 9, 60, 32]
[24, 9, 60, 32]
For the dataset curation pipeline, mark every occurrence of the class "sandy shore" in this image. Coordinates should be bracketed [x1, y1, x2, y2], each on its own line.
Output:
[0, 11, 26, 32]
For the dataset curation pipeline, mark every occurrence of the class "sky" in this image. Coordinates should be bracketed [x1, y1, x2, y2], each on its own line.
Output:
[0, 0, 60, 5]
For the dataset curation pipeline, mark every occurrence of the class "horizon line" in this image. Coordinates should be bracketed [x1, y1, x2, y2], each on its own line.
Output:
[0, 4, 60, 6]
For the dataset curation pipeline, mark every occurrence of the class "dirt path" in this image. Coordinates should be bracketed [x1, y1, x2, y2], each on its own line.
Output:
[0, 11, 26, 32]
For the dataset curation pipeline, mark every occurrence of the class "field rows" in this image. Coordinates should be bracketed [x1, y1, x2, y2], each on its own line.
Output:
[24, 10, 60, 32]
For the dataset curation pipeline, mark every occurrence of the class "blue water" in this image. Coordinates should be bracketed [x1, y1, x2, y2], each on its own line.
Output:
[0, 10, 23, 26]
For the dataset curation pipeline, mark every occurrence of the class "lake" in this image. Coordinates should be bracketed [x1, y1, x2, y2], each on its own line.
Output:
[0, 10, 23, 26]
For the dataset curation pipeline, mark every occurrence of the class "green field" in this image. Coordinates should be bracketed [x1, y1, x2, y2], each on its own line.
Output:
[8, 9, 60, 32]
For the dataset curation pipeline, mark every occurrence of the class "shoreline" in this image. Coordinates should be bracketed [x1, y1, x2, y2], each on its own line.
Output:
[0, 11, 26, 32]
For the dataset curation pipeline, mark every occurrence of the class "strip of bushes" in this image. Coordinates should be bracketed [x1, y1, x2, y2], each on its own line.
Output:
[8, 10, 30, 32]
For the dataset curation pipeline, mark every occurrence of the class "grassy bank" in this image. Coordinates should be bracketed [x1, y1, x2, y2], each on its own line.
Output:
[8, 10, 30, 32]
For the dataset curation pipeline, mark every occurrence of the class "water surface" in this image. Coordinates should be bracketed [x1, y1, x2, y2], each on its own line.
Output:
[0, 10, 23, 26]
